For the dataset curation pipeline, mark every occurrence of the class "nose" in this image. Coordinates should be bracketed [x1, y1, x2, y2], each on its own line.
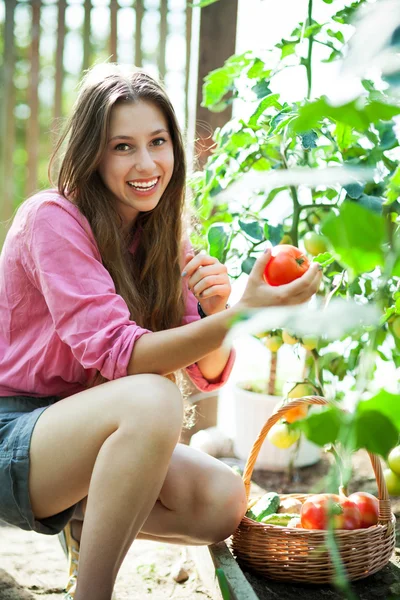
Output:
[134, 147, 156, 174]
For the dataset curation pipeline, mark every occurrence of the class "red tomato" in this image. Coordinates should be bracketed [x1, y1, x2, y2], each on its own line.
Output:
[347, 492, 379, 528]
[264, 245, 310, 286]
[284, 404, 308, 424]
[300, 493, 361, 530]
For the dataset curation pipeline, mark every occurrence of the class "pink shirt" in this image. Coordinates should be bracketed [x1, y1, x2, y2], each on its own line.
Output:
[0, 190, 234, 398]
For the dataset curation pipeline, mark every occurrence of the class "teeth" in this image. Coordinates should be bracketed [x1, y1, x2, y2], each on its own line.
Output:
[127, 178, 158, 189]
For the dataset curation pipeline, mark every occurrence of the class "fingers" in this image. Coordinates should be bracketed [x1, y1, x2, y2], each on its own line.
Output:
[181, 253, 217, 277]
[249, 248, 271, 281]
[277, 263, 322, 304]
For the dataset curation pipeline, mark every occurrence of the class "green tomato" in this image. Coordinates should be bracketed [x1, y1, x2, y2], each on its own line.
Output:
[303, 232, 329, 256]
[266, 422, 301, 449]
[282, 330, 297, 345]
[384, 468, 400, 496]
[264, 336, 283, 353]
[287, 383, 315, 399]
[388, 445, 400, 476]
[392, 316, 400, 339]
[302, 335, 318, 351]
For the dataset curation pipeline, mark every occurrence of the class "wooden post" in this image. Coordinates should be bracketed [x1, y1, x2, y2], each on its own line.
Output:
[0, 0, 16, 246]
[83, 0, 92, 72]
[54, 0, 66, 127]
[135, 0, 144, 67]
[25, 0, 41, 198]
[185, 0, 192, 130]
[158, 0, 168, 81]
[110, 0, 118, 61]
[194, 0, 238, 168]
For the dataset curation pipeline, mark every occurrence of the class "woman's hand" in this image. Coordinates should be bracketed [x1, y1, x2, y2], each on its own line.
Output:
[182, 253, 231, 316]
[239, 249, 322, 310]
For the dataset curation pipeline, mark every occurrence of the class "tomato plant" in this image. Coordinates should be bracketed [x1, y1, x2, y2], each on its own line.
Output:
[263, 245, 310, 286]
[303, 232, 329, 257]
[388, 445, 400, 476]
[266, 422, 301, 449]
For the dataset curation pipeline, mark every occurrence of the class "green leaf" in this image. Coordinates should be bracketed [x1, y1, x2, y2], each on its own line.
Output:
[261, 187, 287, 210]
[343, 183, 363, 199]
[249, 94, 282, 127]
[291, 97, 400, 134]
[247, 58, 271, 80]
[354, 411, 398, 458]
[356, 194, 383, 214]
[266, 223, 284, 246]
[300, 130, 318, 149]
[276, 40, 298, 59]
[215, 568, 231, 600]
[385, 164, 400, 205]
[241, 256, 256, 275]
[322, 0, 334, 3]
[335, 122, 352, 151]
[189, 0, 220, 7]
[321, 202, 386, 275]
[252, 157, 271, 171]
[238, 220, 264, 241]
[294, 408, 342, 447]
[313, 252, 335, 267]
[207, 224, 229, 262]
[251, 80, 272, 99]
[356, 390, 400, 431]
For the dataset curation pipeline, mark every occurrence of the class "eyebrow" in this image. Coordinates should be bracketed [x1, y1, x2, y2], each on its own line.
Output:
[109, 128, 169, 142]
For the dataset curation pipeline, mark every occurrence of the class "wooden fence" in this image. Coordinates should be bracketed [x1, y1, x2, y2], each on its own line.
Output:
[0, 0, 238, 243]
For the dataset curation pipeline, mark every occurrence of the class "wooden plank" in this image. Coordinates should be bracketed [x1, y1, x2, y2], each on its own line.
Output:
[83, 0, 92, 72]
[158, 0, 168, 80]
[184, 0, 192, 129]
[110, 0, 118, 61]
[189, 542, 260, 600]
[1, 0, 16, 243]
[54, 0, 66, 126]
[25, 0, 41, 198]
[194, 0, 238, 167]
[135, 0, 144, 67]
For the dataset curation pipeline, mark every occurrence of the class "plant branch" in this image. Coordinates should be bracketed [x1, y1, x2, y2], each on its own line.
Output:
[306, 0, 314, 99]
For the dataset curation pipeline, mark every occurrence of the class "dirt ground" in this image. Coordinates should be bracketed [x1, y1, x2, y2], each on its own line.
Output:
[0, 523, 214, 600]
[0, 450, 398, 600]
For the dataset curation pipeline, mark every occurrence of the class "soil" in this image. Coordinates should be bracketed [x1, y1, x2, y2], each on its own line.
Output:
[0, 450, 398, 600]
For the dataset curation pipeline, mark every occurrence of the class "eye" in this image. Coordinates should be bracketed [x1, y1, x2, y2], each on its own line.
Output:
[151, 137, 167, 147]
[114, 143, 131, 151]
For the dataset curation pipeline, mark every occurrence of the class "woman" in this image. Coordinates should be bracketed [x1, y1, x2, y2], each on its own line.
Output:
[0, 63, 322, 600]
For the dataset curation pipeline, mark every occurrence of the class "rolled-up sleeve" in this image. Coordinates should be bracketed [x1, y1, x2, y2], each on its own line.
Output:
[181, 241, 235, 392]
[24, 200, 151, 380]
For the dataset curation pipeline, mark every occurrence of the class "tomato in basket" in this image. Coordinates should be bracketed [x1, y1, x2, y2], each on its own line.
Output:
[300, 493, 361, 530]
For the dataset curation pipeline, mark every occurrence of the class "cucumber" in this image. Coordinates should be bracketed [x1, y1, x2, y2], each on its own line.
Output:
[261, 512, 294, 526]
[246, 492, 280, 522]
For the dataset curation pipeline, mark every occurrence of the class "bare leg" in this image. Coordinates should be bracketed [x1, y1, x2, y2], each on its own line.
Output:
[29, 374, 183, 600]
[71, 444, 247, 546]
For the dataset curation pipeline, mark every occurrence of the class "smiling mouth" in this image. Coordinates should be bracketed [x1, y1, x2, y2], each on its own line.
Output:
[127, 177, 159, 191]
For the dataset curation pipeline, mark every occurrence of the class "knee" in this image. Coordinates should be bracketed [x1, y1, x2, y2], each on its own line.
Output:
[198, 467, 247, 544]
[115, 374, 184, 444]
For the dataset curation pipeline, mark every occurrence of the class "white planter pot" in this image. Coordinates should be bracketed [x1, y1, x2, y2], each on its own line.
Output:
[232, 383, 321, 471]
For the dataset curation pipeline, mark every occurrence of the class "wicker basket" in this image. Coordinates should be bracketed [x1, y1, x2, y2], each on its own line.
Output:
[231, 396, 396, 584]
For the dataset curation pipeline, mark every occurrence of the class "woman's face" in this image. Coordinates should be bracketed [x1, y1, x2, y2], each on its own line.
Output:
[98, 100, 175, 228]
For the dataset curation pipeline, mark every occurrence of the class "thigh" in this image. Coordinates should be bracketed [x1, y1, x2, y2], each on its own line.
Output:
[29, 374, 177, 520]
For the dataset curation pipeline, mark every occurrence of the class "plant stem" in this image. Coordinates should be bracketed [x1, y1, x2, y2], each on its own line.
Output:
[268, 352, 278, 396]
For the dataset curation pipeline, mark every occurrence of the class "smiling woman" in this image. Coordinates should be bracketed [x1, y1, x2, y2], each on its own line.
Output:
[0, 62, 322, 600]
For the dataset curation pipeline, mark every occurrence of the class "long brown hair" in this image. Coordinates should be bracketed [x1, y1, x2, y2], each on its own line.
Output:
[49, 63, 188, 387]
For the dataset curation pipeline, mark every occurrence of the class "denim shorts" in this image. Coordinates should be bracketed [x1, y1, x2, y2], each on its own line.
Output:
[0, 395, 77, 535]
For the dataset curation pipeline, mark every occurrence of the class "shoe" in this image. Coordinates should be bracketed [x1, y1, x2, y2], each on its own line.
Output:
[58, 522, 79, 599]
[58, 522, 117, 599]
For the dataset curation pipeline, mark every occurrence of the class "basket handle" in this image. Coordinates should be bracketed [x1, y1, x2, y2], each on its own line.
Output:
[241, 395, 392, 526]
